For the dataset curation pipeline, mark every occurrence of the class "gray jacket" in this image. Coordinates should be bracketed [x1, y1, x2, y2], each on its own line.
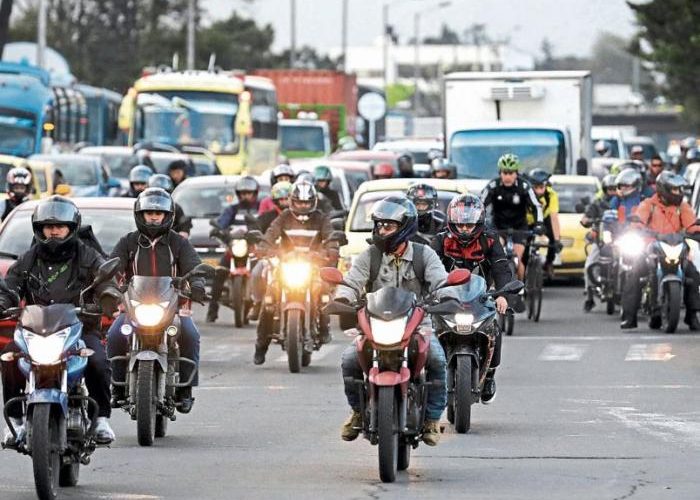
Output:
[335, 242, 457, 303]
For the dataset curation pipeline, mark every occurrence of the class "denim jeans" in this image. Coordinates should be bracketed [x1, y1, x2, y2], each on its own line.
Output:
[107, 313, 200, 386]
[340, 334, 447, 421]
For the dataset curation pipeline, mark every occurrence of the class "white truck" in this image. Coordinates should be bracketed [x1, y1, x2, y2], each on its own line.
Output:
[442, 71, 593, 179]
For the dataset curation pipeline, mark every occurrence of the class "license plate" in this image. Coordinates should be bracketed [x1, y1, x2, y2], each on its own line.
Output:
[204, 257, 220, 267]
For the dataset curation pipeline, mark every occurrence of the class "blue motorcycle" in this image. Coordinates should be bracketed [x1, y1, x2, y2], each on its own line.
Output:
[0, 258, 119, 500]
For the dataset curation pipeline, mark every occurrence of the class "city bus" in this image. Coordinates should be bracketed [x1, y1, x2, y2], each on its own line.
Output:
[118, 68, 279, 175]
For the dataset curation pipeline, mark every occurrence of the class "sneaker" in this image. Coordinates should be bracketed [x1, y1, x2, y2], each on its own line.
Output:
[481, 377, 497, 404]
[422, 419, 441, 446]
[94, 417, 115, 444]
[2, 417, 24, 448]
[253, 345, 267, 365]
[340, 410, 362, 441]
[176, 387, 194, 414]
[583, 299, 595, 312]
[620, 318, 638, 329]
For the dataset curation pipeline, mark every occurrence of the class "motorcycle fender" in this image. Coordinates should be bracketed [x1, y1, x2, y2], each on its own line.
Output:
[27, 389, 68, 417]
[283, 301, 306, 313]
[128, 350, 167, 373]
[660, 274, 682, 286]
[412, 329, 431, 375]
[231, 268, 249, 277]
[369, 366, 410, 387]
[447, 347, 479, 369]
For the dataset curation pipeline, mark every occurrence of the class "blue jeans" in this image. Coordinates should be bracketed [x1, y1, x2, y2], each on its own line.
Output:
[107, 313, 200, 387]
[341, 334, 447, 421]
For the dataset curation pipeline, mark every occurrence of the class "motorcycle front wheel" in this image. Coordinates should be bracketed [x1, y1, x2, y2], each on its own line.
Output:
[286, 310, 303, 373]
[454, 356, 474, 434]
[31, 404, 61, 499]
[231, 276, 245, 328]
[663, 281, 681, 333]
[377, 386, 398, 483]
[136, 360, 157, 446]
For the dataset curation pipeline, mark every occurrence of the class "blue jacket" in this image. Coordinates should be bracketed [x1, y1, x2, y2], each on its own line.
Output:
[610, 192, 642, 222]
[216, 202, 259, 229]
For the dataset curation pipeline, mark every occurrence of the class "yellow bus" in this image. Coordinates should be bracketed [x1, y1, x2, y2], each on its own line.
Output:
[118, 68, 279, 175]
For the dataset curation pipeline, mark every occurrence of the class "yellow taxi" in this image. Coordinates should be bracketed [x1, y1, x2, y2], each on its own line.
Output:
[339, 178, 487, 273]
[548, 175, 601, 277]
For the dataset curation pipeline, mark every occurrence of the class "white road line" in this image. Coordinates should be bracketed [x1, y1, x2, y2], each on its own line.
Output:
[538, 343, 588, 361]
[508, 335, 674, 341]
[606, 406, 700, 447]
[625, 343, 675, 361]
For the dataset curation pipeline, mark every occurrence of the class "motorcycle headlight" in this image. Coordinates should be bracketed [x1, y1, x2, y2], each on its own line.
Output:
[660, 242, 683, 263]
[617, 233, 645, 258]
[369, 317, 407, 346]
[232, 239, 248, 258]
[134, 303, 168, 327]
[281, 261, 312, 289]
[24, 327, 69, 365]
[450, 313, 485, 334]
[602, 230, 613, 245]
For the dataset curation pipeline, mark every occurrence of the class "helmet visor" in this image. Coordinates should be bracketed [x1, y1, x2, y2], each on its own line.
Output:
[136, 193, 173, 213]
[34, 201, 78, 226]
[447, 203, 482, 225]
[370, 199, 408, 224]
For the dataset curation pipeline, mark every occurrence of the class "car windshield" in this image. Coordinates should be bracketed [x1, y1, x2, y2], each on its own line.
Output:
[0, 114, 36, 157]
[450, 129, 566, 179]
[33, 157, 99, 185]
[344, 170, 370, 194]
[280, 125, 326, 154]
[350, 189, 459, 231]
[150, 155, 190, 175]
[625, 143, 658, 160]
[83, 151, 132, 179]
[0, 207, 136, 258]
[173, 184, 239, 218]
[552, 182, 599, 214]
[139, 92, 239, 154]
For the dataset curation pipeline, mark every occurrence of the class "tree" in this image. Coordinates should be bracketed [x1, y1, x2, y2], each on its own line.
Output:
[629, 0, 700, 126]
[0, 0, 13, 57]
[423, 23, 459, 45]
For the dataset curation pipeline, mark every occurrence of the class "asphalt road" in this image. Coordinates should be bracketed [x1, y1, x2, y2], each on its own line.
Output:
[1, 283, 699, 499]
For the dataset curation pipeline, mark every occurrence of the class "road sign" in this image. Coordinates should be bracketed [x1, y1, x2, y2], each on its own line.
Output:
[358, 92, 386, 122]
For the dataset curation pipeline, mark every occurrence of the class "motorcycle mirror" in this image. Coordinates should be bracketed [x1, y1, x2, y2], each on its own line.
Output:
[323, 300, 357, 316]
[445, 268, 471, 287]
[331, 218, 345, 231]
[92, 258, 121, 287]
[424, 299, 463, 315]
[185, 263, 214, 280]
[209, 218, 222, 229]
[497, 280, 525, 296]
[245, 230, 265, 244]
[320, 267, 344, 285]
[326, 230, 348, 247]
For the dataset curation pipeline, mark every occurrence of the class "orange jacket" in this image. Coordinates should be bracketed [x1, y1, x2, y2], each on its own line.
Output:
[633, 194, 700, 234]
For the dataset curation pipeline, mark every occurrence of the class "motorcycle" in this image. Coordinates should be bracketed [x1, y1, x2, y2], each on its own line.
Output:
[0, 258, 120, 500]
[321, 266, 470, 483]
[248, 229, 346, 373]
[433, 276, 523, 434]
[586, 209, 619, 315]
[210, 220, 253, 327]
[109, 263, 212, 446]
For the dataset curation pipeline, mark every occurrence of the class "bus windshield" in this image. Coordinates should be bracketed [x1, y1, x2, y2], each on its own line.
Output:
[139, 92, 239, 153]
[450, 129, 566, 179]
[0, 114, 36, 157]
[280, 124, 327, 154]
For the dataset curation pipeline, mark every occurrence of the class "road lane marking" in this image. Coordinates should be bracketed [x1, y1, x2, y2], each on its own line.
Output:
[606, 406, 700, 447]
[508, 335, 674, 341]
[538, 343, 588, 361]
[625, 343, 675, 361]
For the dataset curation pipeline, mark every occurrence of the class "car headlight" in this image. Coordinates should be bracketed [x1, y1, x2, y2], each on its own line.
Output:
[232, 239, 248, 258]
[617, 233, 645, 258]
[370, 317, 407, 346]
[24, 328, 69, 365]
[660, 242, 683, 263]
[134, 303, 167, 327]
[602, 230, 613, 245]
[281, 261, 312, 289]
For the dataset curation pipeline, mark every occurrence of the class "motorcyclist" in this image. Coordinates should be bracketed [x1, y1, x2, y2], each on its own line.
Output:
[595, 140, 611, 157]
[254, 180, 336, 365]
[313, 165, 344, 210]
[123, 165, 153, 198]
[259, 164, 295, 214]
[336, 196, 451, 446]
[620, 172, 700, 329]
[0, 196, 120, 445]
[431, 193, 512, 403]
[372, 162, 394, 180]
[206, 176, 261, 323]
[673, 136, 696, 175]
[430, 158, 456, 179]
[167, 159, 189, 188]
[610, 168, 644, 223]
[481, 153, 543, 281]
[527, 168, 562, 276]
[397, 152, 415, 178]
[1, 167, 33, 221]
[581, 174, 618, 312]
[106, 188, 205, 413]
[406, 183, 446, 242]
[148, 173, 192, 237]
[630, 145, 646, 164]
[647, 155, 665, 192]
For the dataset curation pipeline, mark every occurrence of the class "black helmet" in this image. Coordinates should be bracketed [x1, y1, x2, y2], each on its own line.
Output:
[370, 196, 418, 253]
[430, 158, 455, 179]
[235, 176, 259, 195]
[406, 183, 438, 216]
[134, 187, 174, 239]
[656, 171, 686, 206]
[148, 173, 174, 193]
[6, 166, 32, 202]
[289, 180, 317, 221]
[270, 164, 295, 185]
[129, 165, 152, 184]
[615, 168, 642, 198]
[32, 196, 81, 260]
[167, 159, 188, 174]
[528, 168, 551, 186]
[446, 193, 485, 244]
[397, 153, 414, 177]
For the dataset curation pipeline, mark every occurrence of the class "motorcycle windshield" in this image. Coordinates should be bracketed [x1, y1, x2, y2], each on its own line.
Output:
[20, 304, 78, 336]
[366, 287, 415, 321]
[128, 276, 176, 302]
[453, 275, 488, 304]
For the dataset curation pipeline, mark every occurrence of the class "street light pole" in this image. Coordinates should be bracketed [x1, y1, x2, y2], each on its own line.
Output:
[187, 0, 195, 70]
[412, 10, 420, 113]
[382, 3, 389, 90]
[341, 0, 348, 71]
[37, 0, 47, 69]
[290, 0, 297, 68]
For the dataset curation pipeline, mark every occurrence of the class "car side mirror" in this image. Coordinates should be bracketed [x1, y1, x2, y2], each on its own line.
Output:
[576, 158, 588, 176]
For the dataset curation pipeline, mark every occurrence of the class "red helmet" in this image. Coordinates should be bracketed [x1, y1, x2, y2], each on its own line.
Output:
[446, 193, 485, 244]
[372, 162, 394, 179]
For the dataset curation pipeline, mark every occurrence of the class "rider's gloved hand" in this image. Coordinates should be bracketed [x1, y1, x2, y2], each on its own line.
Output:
[533, 223, 545, 236]
[190, 285, 207, 303]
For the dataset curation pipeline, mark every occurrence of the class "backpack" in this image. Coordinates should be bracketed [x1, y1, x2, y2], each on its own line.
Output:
[368, 242, 425, 291]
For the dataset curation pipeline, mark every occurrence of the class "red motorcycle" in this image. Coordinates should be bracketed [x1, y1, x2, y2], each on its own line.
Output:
[321, 267, 470, 483]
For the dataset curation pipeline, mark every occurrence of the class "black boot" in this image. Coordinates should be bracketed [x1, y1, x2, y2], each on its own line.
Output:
[481, 370, 497, 404]
[620, 317, 638, 329]
[248, 301, 261, 322]
[253, 344, 267, 365]
[175, 387, 194, 414]
[685, 312, 700, 331]
[110, 386, 125, 408]
[206, 302, 218, 323]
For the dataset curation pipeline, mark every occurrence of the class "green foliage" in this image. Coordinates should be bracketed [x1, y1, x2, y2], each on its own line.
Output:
[385, 83, 414, 108]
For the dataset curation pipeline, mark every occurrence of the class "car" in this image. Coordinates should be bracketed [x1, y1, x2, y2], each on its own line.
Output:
[331, 150, 401, 177]
[171, 175, 270, 268]
[0, 197, 138, 345]
[339, 178, 483, 273]
[373, 137, 444, 166]
[548, 175, 601, 277]
[78, 145, 136, 193]
[624, 136, 659, 160]
[29, 153, 121, 196]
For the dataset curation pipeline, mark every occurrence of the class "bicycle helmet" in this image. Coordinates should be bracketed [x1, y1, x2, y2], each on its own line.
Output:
[655, 171, 686, 206]
[446, 193, 486, 244]
[370, 196, 418, 253]
[147, 173, 174, 193]
[289, 180, 317, 221]
[32, 196, 81, 259]
[615, 168, 642, 198]
[134, 187, 174, 239]
[6, 166, 32, 201]
[497, 153, 521, 172]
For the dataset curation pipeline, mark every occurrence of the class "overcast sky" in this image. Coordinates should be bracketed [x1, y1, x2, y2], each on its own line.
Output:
[201, 0, 638, 59]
